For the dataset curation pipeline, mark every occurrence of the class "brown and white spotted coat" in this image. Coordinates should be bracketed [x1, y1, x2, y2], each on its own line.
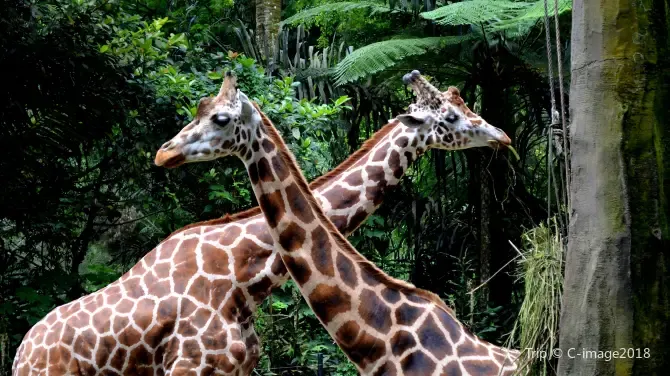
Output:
[12, 71, 513, 375]
[153, 71, 518, 375]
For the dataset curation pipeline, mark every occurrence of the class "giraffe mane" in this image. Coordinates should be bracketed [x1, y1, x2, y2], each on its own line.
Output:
[256, 107, 458, 319]
[167, 102, 402, 238]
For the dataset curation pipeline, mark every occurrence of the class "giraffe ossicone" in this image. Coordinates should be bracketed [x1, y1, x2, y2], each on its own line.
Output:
[154, 71, 519, 375]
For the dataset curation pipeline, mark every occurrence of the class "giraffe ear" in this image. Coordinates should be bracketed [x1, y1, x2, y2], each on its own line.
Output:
[445, 86, 465, 106]
[239, 91, 260, 123]
[397, 112, 433, 128]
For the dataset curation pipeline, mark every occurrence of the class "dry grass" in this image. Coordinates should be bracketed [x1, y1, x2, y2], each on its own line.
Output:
[508, 219, 564, 375]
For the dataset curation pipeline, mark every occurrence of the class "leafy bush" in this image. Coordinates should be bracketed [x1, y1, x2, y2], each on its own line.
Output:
[255, 281, 357, 375]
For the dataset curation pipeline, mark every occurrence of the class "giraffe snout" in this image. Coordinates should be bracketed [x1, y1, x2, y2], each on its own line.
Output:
[155, 146, 186, 168]
[494, 127, 512, 146]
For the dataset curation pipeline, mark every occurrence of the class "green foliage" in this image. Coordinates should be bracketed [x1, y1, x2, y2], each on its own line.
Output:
[282, 0, 396, 52]
[82, 264, 123, 293]
[99, 15, 188, 68]
[280, 1, 395, 28]
[422, 0, 572, 30]
[491, 0, 572, 34]
[256, 76, 351, 179]
[80, 244, 124, 293]
[441, 248, 509, 341]
[421, 0, 532, 26]
[333, 36, 471, 85]
[284, 0, 572, 86]
[1, 2, 180, 364]
[12, 288, 55, 327]
[255, 280, 358, 375]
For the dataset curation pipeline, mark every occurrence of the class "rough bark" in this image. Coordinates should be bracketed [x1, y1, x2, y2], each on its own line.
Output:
[558, 0, 670, 374]
[255, 0, 282, 62]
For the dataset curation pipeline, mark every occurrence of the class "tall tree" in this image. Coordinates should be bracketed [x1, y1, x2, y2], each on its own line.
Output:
[256, 0, 282, 63]
[558, 0, 670, 374]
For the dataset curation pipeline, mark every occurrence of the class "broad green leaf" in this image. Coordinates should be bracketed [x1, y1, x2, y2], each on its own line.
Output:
[272, 301, 289, 310]
[207, 71, 222, 80]
[209, 184, 227, 191]
[334, 95, 350, 107]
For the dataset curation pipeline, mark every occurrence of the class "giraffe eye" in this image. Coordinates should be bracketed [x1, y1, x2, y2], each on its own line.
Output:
[213, 113, 231, 127]
[445, 112, 459, 123]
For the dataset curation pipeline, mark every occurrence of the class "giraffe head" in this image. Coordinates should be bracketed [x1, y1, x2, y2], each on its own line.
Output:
[397, 70, 511, 150]
[155, 71, 262, 168]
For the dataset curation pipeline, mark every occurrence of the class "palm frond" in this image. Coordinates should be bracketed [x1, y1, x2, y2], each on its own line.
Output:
[333, 36, 472, 86]
[421, 0, 531, 26]
[280, 1, 395, 28]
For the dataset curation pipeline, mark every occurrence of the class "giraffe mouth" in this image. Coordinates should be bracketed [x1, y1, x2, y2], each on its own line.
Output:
[488, 140, 510, 148]
[488, 131, 512, 148]
[155, 149, 186, 168]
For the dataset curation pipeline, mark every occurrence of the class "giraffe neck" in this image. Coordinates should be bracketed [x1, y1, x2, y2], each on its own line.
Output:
[241, 115, 517, 375]
[310, 120, 430, 234]
[172, 119, 430, 241]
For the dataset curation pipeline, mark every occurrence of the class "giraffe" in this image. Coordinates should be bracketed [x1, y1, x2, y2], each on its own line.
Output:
[11, 69, 513, 376]
[153, 70, 519, 375]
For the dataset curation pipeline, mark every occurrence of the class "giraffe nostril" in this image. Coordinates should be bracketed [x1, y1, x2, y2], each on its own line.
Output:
[188, 132, 202, 143]
[162, 141, 172, 150]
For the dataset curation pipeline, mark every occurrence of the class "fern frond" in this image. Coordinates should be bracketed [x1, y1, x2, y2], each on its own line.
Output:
[280, 1, 394, 28]
[491, 0, 572, 32]
[421, 0, 531, 26]
[333, 36, 472, 86]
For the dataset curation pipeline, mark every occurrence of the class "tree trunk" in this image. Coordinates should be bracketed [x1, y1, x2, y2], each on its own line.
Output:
[558, 0, 670, 374]
[255, 0, 281, 63]
[478, 63, 513, 309]
[478, 155, 491, 304]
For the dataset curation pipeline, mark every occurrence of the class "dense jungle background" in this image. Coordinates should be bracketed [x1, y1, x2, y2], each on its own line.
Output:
[1, 0, 576, 374]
